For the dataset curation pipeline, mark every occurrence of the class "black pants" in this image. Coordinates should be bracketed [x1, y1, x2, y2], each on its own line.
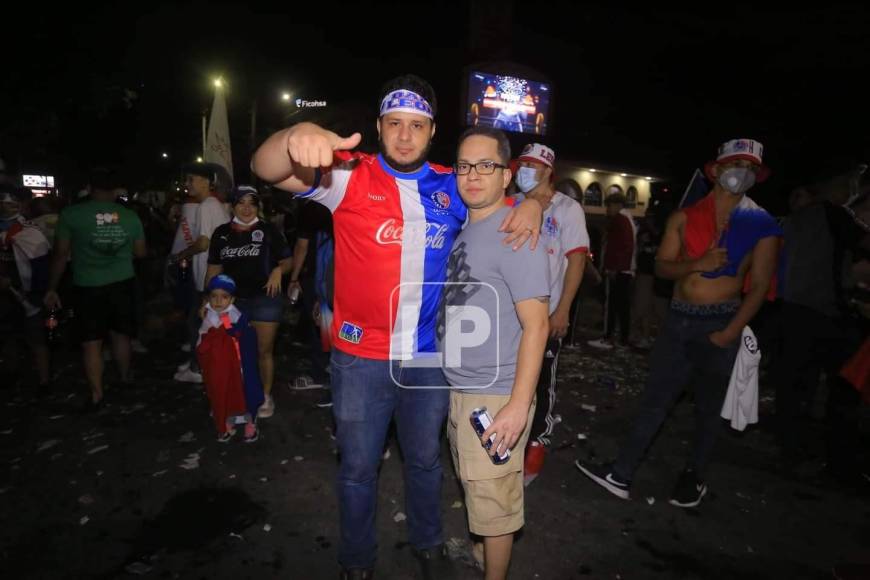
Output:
[606, 273, 633, 344]
[530, 338, 561, 446]
[613, 304, 739, 481]
[772, 302, 862, 472]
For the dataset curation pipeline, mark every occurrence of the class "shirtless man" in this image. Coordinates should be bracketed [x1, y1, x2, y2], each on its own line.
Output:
[576, 139, 781, 508]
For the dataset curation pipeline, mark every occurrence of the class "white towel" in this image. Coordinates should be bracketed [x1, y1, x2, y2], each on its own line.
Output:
[721, 326, 761, 431]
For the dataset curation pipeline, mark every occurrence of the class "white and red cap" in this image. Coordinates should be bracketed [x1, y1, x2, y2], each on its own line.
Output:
[518, 143, 555, 168]
[706, 138, 771, 182]
[717, 138, 764, 165]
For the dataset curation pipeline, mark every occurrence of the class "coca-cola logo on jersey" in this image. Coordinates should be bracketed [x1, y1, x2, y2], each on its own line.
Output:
[220, 244, 261, 259]
[375, 219, 448, 249]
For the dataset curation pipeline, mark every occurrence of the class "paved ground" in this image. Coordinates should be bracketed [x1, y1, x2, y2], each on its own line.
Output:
[1, 303, 868, 579]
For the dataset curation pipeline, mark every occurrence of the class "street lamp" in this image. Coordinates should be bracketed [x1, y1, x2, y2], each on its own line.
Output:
[281, 92, 291, 102]
[213, 77, 223, 89]
[161, 152, 169, 159]
[196, 156, 203, 163]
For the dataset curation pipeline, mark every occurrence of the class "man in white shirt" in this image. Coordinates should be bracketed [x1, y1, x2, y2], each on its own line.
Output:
[168, 191, 199, 330]
[511, 144, 590, 484]
[172, 163, 230, 383]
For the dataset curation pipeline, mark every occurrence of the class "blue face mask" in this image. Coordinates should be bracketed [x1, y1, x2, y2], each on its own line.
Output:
[718, 167, 756, 194]
[515, 166, 540, 193]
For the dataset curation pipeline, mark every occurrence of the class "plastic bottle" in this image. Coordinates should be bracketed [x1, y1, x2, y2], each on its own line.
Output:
[45, 308, 59, 342]
[178, 257, 190, 281]
[288, 285, 301, 305]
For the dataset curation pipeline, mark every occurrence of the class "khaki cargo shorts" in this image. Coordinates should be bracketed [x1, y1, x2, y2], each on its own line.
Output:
[447, 390, 536, 536]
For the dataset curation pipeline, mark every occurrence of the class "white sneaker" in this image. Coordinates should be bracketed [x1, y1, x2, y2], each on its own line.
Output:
[587, 338, 614, 350]
[258, 394, 275, 418]
[131, 339, 149, 354]
[180, 343, 192, 353]
[291, 376, 325, 390]
[173, 368, 203, 384]
[176, 361, 191, 372]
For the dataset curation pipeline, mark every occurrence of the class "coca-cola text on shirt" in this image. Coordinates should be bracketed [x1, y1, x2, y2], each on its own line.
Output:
[375, 219, 448, 249]
[220, 244, 262, 259]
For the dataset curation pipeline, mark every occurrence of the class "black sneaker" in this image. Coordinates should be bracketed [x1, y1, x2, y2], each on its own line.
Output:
[412, 544, 456, 580]
[575, 461, 631, 500]
[216, 429, 236, 443]
[315, 388, 333, 408]
[669, 469, 707, 508]
[339, 568, 374, 580]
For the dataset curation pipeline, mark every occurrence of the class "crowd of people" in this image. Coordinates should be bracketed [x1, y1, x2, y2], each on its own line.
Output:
[1, 73, 868, 579]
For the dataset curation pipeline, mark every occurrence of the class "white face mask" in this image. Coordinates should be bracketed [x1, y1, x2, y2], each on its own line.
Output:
[515, 166, 540, 193]
[718, 167, 756, 194]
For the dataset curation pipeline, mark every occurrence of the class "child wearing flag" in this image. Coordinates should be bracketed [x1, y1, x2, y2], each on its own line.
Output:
[196, 274, 264, 442]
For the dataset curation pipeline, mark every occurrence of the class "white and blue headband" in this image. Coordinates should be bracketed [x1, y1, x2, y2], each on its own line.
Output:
[379, 89, 433, 120]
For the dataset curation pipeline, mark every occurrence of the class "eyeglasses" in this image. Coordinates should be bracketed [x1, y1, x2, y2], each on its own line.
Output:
[454, 161, 508, 176]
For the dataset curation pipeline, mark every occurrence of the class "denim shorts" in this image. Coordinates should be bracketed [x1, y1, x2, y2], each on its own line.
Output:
[235, 294, 284, 323]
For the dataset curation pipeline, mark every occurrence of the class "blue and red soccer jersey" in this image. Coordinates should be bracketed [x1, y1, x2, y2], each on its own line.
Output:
[299, 152, 467, 360]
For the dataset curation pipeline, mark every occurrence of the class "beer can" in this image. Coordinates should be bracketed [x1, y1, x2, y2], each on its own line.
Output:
[469, 407, 511, 465]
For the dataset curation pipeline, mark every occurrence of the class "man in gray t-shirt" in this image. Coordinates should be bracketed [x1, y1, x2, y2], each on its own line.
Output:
[443, 127, 550, 579]
[441, 207, 550, 392]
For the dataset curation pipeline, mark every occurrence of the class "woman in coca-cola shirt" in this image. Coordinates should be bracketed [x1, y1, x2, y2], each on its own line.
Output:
[205, 185, 292, 419]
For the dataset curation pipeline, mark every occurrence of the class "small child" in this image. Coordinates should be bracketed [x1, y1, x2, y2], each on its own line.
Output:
[196, 274, 264, 443]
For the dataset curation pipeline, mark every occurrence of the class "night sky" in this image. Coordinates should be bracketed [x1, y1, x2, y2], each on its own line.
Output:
[4, 2, 869, 213]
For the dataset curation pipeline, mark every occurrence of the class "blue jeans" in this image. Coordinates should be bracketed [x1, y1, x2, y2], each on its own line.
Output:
[613, 302, 740, 481]
[235, 293, 284, 323]
[331, 348, 449, 569]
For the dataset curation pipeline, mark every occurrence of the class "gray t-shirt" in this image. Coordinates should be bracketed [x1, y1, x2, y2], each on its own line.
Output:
[440, 206, 550, 395]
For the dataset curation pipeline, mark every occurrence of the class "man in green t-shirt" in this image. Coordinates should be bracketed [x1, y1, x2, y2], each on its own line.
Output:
[44, 168, 146, 410]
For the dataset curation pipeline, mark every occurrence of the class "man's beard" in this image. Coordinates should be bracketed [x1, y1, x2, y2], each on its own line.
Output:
[379, 137, 431, 173]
